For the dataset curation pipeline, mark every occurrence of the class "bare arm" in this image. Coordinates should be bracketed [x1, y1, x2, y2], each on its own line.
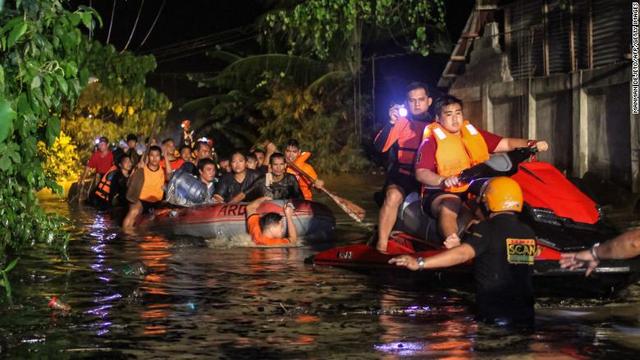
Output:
[284, 204, 297, 244]
[560, 229, 640, 276]
[389, 244, 476, 271]
[162, 149, 173, 179]
[415, 168, 444, 187]
[494, 138, 549, 153]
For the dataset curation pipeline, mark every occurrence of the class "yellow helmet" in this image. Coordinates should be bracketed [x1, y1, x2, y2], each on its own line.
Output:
[482, 177, 523, 212]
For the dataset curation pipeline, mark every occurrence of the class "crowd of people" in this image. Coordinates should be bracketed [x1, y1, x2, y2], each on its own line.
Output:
[77, 120, 325, 245]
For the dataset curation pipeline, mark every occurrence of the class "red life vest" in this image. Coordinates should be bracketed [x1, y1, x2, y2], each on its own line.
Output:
[94, 165, 118, 201]
[377, 117, 428, 176]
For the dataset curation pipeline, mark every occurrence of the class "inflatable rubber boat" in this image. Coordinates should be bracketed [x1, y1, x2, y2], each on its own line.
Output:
[139, 199, 336, 244]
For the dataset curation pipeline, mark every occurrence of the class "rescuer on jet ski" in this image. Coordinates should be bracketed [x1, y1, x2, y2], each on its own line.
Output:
[415, 95, 549, 248]
[390, 177, 537, 326]
[374, 82, 434, 253]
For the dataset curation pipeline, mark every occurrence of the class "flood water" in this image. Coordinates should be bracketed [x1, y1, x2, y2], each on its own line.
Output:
[1, 174, 640, 359]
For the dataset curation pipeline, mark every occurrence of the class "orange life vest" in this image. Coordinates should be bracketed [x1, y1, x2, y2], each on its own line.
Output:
[286, 152, 317, 201]
[377, 117, 428, 175]
[94, 165, 118, 201]
[426, 120, 490, 193]
[139, 165, 165, 202]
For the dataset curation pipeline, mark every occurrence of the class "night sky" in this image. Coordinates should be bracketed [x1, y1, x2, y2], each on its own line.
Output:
[69, 0, 475, 109]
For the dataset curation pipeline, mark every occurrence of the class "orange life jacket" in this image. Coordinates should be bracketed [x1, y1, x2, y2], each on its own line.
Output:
[94, 165, 118, 201]
[286, 152, 317, 201]
[377, 117, 428, 175]
[139, 165, 165, 202]
[426, 121, 490, 193]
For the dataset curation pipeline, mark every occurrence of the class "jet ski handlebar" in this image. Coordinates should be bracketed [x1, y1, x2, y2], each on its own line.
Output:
[458, 146, 538, 184]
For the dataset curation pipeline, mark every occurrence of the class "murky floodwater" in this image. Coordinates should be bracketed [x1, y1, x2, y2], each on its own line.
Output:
[1, 175, 639, 359]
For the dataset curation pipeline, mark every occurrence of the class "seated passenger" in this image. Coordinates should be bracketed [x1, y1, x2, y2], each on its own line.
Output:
[415, 95, 549, 248]
[217, 156, 232, 176]
[165, 158, 218, 207]
[213, 152, 260, 203]
[123, 146, 166, 229]
[180, 141, 211, 175]
[77, 136, 113, 202]
[91, 155, 133, 209]
[124, 134, 141, 167]
[230, 152, 302, 203]
[245, 197, 298, 246]
[284, 139, 325, 201]
[178, 145, 193, 165]
[246, 153, 259, 170]
[161, 138, 184, 172]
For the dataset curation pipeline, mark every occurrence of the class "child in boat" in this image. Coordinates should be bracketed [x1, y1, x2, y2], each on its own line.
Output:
[245, 197, 298, 246]
[389, 177, 536, 327]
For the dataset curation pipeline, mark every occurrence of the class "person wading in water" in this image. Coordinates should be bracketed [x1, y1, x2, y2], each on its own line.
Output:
[390, 177, 537, 327]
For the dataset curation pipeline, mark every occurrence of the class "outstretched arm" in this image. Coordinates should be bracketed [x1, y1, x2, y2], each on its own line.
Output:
[389, 244, 476, 271]
[494, 138, 549, 153]
[560, 229, 640, 276]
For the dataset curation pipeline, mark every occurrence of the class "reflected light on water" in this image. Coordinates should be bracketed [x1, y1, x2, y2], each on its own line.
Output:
[86, 213, 121, 336]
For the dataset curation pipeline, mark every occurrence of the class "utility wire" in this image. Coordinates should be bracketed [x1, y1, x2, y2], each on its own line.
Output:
[156, 35, 256, 63]
[143, 25, 255, 56]
[138, 0, 166, 48]
[106, 0, 117, 44]
[121, 0, 145, 53]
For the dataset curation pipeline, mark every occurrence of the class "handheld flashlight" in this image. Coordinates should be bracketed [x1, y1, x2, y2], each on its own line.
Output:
[398, 106, 408, 117]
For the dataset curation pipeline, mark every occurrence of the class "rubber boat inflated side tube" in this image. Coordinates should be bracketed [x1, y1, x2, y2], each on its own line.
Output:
[139, 199, 336, 244]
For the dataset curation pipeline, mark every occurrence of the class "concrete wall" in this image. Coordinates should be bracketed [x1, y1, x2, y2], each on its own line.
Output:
[587, 84, 631, 186]
[535, 91, 572, 173]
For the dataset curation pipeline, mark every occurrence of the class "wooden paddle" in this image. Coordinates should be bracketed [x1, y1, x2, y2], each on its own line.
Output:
[286, 160, 366, 223]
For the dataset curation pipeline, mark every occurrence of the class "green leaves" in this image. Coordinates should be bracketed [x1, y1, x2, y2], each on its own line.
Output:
[45, 116, 60, 146]
[0, 97, 16, 144]
[7, 20, 27, 49]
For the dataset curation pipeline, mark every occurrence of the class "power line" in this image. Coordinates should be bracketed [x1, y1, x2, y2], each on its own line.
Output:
[106, 0, 117, 44]
[121, 0, 145, 53]
[138, 0, 166, 48]
[143, 25, 255, 56]
[156, 35, 256, 64]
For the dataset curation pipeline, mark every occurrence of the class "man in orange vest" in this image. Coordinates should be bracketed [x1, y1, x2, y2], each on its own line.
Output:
[284, 139, 325, 201]
[374, 82, 434, 253]
[123, 146, 167, 229]
[415, 95, 549, 248]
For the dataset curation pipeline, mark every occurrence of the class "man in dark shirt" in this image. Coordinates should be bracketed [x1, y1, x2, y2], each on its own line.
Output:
[389, 177, 536, 326]
[214, 152, 260, 203]
[230, 152, 302, 203]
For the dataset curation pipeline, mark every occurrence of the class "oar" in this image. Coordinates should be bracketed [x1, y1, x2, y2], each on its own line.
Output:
[286, 160, 366, 223]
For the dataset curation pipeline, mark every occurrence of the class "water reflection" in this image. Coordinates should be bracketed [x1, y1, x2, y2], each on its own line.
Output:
[86, 212, 121, 336]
